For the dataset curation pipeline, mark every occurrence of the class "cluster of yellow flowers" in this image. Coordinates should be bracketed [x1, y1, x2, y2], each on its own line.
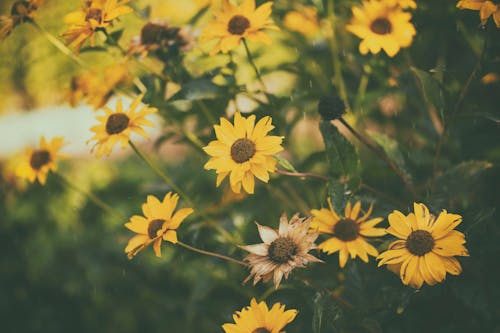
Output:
[5, 0, 487, 331]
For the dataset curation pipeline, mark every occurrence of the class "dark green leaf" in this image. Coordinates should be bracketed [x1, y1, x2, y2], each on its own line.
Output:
[108, 29, 124, 43]
[313, 292, 343, 333]
[328, 178, 351, 214]
[78, 46, 108, 53]
[410, 67, 445, 121]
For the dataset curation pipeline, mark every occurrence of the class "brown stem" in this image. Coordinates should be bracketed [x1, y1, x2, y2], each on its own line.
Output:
[177, 241, 247, 267]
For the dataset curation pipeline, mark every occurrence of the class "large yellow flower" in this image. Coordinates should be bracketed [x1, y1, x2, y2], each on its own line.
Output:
[457, 0, 500, 27]
[203, 112, 284, 194]
[124, 192, 193, 259]
[346, 0, 416, 57]
[88, 95, 157, 157]
[201, 0, 278, 55]
[222, 298, 297, 333]
[15, 136, 64, 185]
[0, 0, 41, 40]
[311, 200, 386, 268]
[378, 203, 469, 288]
[62, 0, 132, 53]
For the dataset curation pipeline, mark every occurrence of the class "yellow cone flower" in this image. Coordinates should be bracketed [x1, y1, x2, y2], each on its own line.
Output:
[222, 298, 297, 333]
[457, 0, 500, 27]
[378, 203, 469, 288]
[15, 136, 64, 185]
[124, 192, 193, 259]
[203, 112, 284, 194]
[201, 0, 278, 55]
[88, 95, 157, 157]
[311, 200, 386, 268]
[346, 0, 416, 57]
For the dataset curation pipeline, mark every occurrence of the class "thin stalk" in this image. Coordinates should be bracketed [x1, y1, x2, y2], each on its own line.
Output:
[196, 100, 216, 124]
[55, 173, 125, 220]
[354, 70, 369, 110]
[177, 241, 247, 266]
[242, 38, 266, 91]
[299, 277, 353, 310]
[337, 118, 416, 197]
[276, 169, 329, 181]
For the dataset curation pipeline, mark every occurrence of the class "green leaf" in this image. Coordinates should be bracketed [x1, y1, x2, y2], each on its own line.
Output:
[368, 131, 413, 184]
[108, 29, 124, 43]
[273, 155, 298, 173]
[312, 292, 343, 333]
[181, 78, 222, 100]
[328, 179, 350, 214]
[319, 120, 361, 184]
[410, 67, 445, 121]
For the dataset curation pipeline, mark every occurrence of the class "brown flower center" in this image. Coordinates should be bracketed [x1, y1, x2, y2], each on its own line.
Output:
[370, 18, 392, 35]
[252, 328, 271, 333]
[147, 219, 165, 239]
[228, 15, 250, 35]
[406, 230, 434, 256]
[105, 113, 130, 135]
[30, 150, 51, 170]
[141, 22, 168, 45]
[333, 219, 359, 242]
[230, 138, 256, 163]
[86, 8, 103, 23]
[11, 1, 35, 16]
[268, 237, 297, 264]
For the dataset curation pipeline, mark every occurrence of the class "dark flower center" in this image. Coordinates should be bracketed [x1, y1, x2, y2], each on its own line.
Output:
[370, 18, 392, 35]
[11, 1, 34, 16]
[105, 113, 130, 135]
[268, 237, 297, 264]
[228, 15, 250, 35]
[147, 219, 165, 239]
[141, 23, 168, 45]
[30, 150, 51, 170]
[333, 219, 359, 242]
[230, 138, 256, 163]
[406, 230, 434, 256]
[252, 328, 271, 333]
[86, 8, 103, 23]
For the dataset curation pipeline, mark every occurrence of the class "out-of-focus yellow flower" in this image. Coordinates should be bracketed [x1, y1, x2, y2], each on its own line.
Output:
[395, 0, 417, 9]
[124, 192, 193, 258]
[346, 0, 416, 57]
[88, 94, 157, 157]
[203, 112, 284, 194]
[222, 298, 297, 333]
[15, 136, 64, 185]
[0, 0, 42, 40]
[62, 0, 133, 53]
[201, 0, 278, 55]
[481, 72, 499, 84]
[457, 0, 500, 27]
[378, 203, 469, 288]
[283, 6, 321, 36]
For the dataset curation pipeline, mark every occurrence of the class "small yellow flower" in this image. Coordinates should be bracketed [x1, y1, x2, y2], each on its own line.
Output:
[457, 0, 500, 27]
[88, 95, 157, 157]
[124, 193, 193, 258]
[346, 0, 416, 57]
[284, 6, 321, 37]
[0, 0, 41, 40]
[203, 112, 284, 194]
[311, 200, 386, 268]
[62, 0, 133, 53]
[15, 136, 64, 185]
[201, 0, 278, 55]
[378, 203, 469, 288]
[222, 298, 298, 333]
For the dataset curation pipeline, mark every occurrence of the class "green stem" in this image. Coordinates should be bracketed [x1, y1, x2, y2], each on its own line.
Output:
[177, 241, 247, 266]
[327, 0, 350, 111]
[196, 100, 216, 124]
[242, 38, 266, 91]
[55, 173, 125, 220]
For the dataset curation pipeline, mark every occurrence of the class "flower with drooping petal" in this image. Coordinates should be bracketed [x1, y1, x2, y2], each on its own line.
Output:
[240, 213, 322, 289]
[457, 0, 500, 27]
[124, 192, 193, 259]
[203, 112, 284, 194]
[378, 203, 469, 288]
[311, 200, 386, 268]
[222, 298, 298, 333]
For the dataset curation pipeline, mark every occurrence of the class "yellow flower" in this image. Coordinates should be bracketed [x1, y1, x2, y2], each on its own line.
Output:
[284, 6, 321, 37]
[124, 193, 193, 258]
[88, 95, 157, 157]
[203, 112, 284, 194]
[346, 0, 416, 57]
[15, 136, 64, 185]
[62, 0, 133, 53]
[222, 298, 297, 333]
[201, 0, 278, 55]
[240, 213, 322, 288]
[311, 200, 386, 268]
[394, 0, 417, 9]
[0, 0, 41, 40]
[377, 203, 469, 288]
[457, 0, 500, 27]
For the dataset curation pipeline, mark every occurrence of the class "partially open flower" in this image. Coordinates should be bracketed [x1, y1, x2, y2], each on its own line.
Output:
[240, 213, 322, 289]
